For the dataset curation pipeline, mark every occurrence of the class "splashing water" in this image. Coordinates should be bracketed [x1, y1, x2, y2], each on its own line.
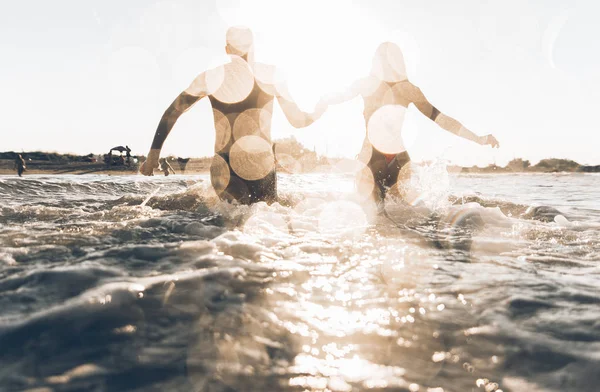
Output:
[404, 159, 453, 210]
[1, 172, 599, 392]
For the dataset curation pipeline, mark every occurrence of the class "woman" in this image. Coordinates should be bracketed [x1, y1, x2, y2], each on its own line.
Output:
[321, 42, 499, 207]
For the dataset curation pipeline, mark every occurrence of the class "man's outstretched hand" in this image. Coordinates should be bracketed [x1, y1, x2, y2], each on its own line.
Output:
[480, 134, 500, 148]
[140, 150, 160, 176]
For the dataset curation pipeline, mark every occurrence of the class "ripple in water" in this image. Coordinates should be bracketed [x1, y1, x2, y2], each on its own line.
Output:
[0, 172, 599, 392]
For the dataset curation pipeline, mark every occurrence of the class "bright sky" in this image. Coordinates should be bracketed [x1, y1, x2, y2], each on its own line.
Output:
[1, 0, 598, 166]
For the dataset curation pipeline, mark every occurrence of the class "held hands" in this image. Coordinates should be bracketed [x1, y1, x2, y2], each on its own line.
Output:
[139, 150, 160, 176]
[479, 134, 500, 148]
[308, 90, 350, 122]
[311, 98, 329, 121]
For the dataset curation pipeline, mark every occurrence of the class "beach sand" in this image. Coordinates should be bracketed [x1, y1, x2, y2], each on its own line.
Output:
[0, 159, 210, 176]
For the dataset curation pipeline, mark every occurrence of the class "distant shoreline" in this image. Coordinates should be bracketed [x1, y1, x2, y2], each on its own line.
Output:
[0, 166, 209, 176]
[1, 163, 598, 177]
[1, 152, 599, 176]
[448, 158, 600, 174]
[0, 157, 211, 176]
[2, 170, 598, 177]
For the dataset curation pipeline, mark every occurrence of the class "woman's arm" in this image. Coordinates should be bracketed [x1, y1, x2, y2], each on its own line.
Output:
[408, 82, 499, 147]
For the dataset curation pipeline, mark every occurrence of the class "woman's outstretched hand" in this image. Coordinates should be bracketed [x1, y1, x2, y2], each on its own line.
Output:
[480, 134, 500, 148]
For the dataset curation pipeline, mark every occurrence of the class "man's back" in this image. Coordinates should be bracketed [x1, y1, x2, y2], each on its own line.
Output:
[184, 57, 282, 203]
[202, 59, 277, 156]
[141, 26, 323, 205]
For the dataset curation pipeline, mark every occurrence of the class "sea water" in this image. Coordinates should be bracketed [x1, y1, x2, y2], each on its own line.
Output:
[0, 171, 599, 392]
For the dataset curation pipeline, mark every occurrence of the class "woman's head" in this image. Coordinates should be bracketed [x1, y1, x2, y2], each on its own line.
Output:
[370, 42, 407, 82]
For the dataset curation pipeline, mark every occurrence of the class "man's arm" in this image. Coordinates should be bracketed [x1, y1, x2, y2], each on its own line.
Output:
[408, 82, 499, 148]
[321, 77, 370, 106]
[275, 81, 326, 129]
[140, 74, 207, 175]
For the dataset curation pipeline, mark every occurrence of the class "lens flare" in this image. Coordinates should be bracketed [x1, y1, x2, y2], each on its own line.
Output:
[253, 62, 287, 96]
[393, 161, 413, 199]
[210, 154, 231, 195]
[331, 157, 365, 173]
[354, 165, 375, 201]
[221, 176, 250, 202]
[213, 109, 232, 153]
[226, 25, 254, 56]
[187, 64, 224, 96]
[209, 56, 254, 104]
[275, 152, 302, 174]
[367, 105, 407, 155]
[363, 82, 394, 120]
[233, 108, 271, 141]
[229, 135, 275, 181]
[371, 42, 407, 83]
[318, 201, 367, 237]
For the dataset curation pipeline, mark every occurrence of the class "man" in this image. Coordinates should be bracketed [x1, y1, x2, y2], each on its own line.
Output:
[141, 26, 324, 204]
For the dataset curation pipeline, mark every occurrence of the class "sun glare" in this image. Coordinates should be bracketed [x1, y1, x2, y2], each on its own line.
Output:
[216, 0, 384, 107]
[163, 1, 427, 159]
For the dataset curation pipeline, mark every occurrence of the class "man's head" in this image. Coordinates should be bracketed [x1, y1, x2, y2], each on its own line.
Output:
[225, 26, 254, 58]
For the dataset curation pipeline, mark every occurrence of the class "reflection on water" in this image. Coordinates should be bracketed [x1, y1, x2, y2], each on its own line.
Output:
[0, 173, 599, 391]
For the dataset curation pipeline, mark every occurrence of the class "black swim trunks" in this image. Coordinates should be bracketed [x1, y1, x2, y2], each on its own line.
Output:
[211, 152, 277, 205]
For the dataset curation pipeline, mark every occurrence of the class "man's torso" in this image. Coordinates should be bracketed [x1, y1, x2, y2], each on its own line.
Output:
[206, 59, 279, 203]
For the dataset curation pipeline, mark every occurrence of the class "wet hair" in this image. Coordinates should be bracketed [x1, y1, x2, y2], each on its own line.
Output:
[370, 42, 407, 82]
[226, 26, 254, 56]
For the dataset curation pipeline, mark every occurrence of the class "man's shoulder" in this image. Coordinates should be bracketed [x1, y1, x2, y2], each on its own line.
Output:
[252, 62, 285, 93]
[252, 62, 277, 76]
[184, 60, 231, 96]
[253, 61, 275, 68]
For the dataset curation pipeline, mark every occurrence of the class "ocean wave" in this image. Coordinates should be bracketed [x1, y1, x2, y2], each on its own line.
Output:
[0, 173, 599, 391]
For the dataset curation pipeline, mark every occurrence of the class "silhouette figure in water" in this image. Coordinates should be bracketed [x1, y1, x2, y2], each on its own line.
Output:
[141, 26, 325, 204]
[125, 146, 132, 167]
[106, 151, 113, 168]
[177, 157, 190, 173]
[14, 154, 26, 177]
[160, 158, 176, 176]
[320, 42, 499, 207]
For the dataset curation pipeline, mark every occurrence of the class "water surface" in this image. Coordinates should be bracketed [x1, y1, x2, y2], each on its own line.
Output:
[1, 172, 599, 392]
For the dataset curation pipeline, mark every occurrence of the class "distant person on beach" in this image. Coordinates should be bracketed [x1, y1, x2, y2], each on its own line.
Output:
[141, 26, 325, 204]
[106, 151, 113, 168]
[177, 157, 190, 173]
[125, 146, 132, 166]
[319, 42, 499, 208]
[160, 158, 176, 176]
[14, 154, 26, 177]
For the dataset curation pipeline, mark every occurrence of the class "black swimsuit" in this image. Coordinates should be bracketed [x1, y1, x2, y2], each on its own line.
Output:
[366, 147, 410, 203]
[361, 80, 413, 203]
